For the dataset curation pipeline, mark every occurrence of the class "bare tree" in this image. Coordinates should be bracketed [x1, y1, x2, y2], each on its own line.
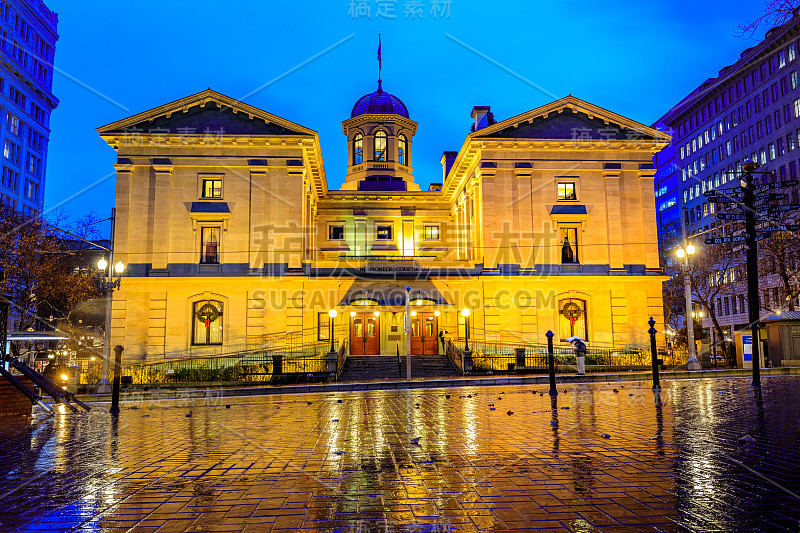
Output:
[0, 206, 104, 359]
[737, 0, 800, 38]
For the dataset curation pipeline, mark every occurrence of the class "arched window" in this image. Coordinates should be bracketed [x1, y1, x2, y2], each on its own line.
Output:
[374, 130, 387, 161]
[398, 134, 407, 165]
[193, 300, 224, 345]
[353, 132, 363, 165]
[559, 298, 587, 341]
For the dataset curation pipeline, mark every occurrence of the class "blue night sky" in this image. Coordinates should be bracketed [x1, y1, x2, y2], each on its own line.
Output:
[44, 0, 768, 234]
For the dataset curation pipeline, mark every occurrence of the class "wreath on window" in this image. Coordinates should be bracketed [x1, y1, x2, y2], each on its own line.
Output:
[195, 302, 221, 328]
[562, 301, 582, 326]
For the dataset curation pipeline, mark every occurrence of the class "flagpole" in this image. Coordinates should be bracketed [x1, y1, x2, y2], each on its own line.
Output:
[377, 33, 382, 91]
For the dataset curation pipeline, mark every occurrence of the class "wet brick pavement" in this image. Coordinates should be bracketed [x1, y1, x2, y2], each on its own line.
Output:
[1, 376, 799, 532]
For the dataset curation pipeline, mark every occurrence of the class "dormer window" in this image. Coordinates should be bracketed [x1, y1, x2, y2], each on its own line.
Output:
[398, 134, 407, 165]
[374, 130, 387, 161]
[353, 132, 363, 165]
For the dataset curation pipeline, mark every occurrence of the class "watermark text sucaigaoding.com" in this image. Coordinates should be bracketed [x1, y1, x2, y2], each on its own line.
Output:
[248, 286, 558, 312]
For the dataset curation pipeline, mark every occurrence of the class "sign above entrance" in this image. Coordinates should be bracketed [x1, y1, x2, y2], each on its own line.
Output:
[357, 261, 432, 275]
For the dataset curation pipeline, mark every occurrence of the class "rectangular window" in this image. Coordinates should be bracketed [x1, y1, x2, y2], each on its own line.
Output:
[557, 182, 577, 201]
[3, 139, 19, 163]
[423, 225, 440, 240]
[6, 113, 19, 135]
[790, 161, 798, 178]
[791, 43, 797, 62]
[192, 300, 224, 345]
[201, 177, 222, 198]
[769, 143, 776, 160]
[560, 227, 578, 264]
[766, 116, 773, 135]
[2, 166, 18, 191]
[780, 50, 787, 68]
[328, 224, 344, 240]
[26, 153, 40, 176]
[200, 226, 220, 264]
[9, 85, 23, 107]
[793, 71, 799, 90]
[376, 224, 392, 240]
[794, 99, 800, 118]
[318, 312, 329, 341]
[775, 110, 782, 129]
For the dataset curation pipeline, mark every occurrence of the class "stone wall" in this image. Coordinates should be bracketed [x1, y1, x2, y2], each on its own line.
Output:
[0, 375, 34, 417]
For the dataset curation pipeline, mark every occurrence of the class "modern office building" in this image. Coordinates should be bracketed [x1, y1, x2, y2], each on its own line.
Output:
[97, 85, 669, 363]
[0, 0, 58, 215]
[654, 12, 800, 347]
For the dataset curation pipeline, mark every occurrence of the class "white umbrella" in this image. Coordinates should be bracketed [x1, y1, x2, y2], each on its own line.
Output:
[565, 336, 585, 344]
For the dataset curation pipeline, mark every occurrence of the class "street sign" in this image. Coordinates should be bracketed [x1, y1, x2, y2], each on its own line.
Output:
[704, 236, 747, 244]
[759, 224, 800, 232]
[708, 196, 738, 204]
[717, 213, 747, 220]
[765, 203, 800, 213]
[755, 193, 787, 202]
[754, 180, 799, 191]
[757, 232, 773, 241]
[704, 186, 744, 197]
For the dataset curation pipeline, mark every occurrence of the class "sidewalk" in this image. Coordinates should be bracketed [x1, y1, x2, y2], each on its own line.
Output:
[77, 366, 799, 403]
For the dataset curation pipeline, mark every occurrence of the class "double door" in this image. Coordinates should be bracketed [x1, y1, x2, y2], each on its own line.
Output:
[350, 313, 380, 355]
[410, 313, 439, 355]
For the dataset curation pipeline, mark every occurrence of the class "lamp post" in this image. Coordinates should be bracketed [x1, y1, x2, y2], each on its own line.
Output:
[676, 243, 701, 370]
[328, 309, 337, 354]
[97, 257, 125, 393]
[461, 308, 471, 352]
[0, 268, 8, 366]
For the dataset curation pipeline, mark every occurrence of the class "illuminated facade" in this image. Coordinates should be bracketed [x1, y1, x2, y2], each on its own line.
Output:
[98, 87, 669, 362]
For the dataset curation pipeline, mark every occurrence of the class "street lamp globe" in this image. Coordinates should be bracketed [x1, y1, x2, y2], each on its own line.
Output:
[461, 308, 470, 318]
[373, 311, 380, 317]
[676, 248, 686, 259]
[686, 244, 696, 255]
[114, 261, 125, 274]
[434, 310, 440, 317]
[97, 257, 108, 271]
[742, 158, 757, 173]
[328, 309, 337, 318]
[349, 311, 356, 317]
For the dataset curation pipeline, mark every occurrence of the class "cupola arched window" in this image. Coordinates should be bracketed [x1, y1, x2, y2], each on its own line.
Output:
[374, 130, 387, 161]
[353, 133, 363, 165]
[398, 134, 407, 165]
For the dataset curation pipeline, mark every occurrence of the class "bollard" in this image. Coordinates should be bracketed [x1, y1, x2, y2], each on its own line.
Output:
[546, 331, 557, 396]
[110, 345, 124, 415]
[648, 317, 660, 390]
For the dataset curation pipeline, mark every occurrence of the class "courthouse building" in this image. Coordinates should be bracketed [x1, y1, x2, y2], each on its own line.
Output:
[97, 84, 669, 362]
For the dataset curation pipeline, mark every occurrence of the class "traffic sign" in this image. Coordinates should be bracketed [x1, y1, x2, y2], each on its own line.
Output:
[717, 213, 747, 220]
[757, 232, 773, 241]
[704, 236, 747, 244]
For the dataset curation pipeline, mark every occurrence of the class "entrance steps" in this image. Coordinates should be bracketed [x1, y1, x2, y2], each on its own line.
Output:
[338, 353, 460, 381]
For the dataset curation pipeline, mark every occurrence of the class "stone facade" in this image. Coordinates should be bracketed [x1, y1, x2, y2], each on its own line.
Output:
[97, 89, 669, 362]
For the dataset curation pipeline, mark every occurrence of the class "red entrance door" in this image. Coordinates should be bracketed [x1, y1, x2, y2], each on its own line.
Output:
[410, 313, 438, 355]
[350, 313, 380, 355]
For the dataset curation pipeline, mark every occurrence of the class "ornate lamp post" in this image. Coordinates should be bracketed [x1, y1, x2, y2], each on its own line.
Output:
[675, 244, 701, 370]
[97, 257, 124, 393]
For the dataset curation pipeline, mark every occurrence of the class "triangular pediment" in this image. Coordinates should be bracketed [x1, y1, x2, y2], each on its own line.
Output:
[97, 89, 316, 137]
[472, 96, 670, 143]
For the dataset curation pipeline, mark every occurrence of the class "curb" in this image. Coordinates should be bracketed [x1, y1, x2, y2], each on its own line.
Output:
[77, 367, 800, 403]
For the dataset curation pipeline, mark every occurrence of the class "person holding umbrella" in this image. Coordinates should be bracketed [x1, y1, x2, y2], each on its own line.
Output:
[567, 336, 587, 375]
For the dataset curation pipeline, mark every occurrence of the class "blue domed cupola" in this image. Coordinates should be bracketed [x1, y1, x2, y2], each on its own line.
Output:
[340, 36, 419, 192]
[351, 85, 409, 119]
